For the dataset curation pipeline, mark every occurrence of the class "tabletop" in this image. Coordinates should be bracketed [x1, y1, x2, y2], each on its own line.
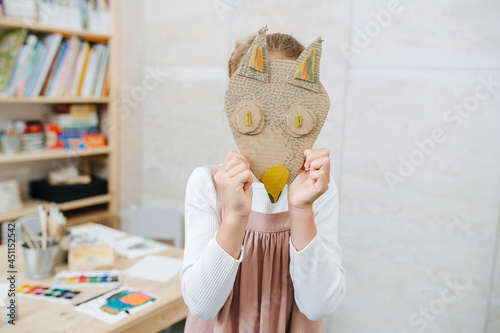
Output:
[0, 223, 188, 333]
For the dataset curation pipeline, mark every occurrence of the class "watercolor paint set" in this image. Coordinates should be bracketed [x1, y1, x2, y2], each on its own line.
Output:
[52, 269, 122, 289]
[16, 284, 81, 304]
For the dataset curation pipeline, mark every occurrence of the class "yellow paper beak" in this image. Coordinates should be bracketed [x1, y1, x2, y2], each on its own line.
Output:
[261, 165, 289, 203]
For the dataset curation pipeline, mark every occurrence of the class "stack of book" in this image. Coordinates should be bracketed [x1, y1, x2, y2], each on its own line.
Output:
[48, 104, 106, 150]
[0, 28, 110, 98]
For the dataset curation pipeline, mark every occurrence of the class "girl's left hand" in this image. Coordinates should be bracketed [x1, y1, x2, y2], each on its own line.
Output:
[288, 148, 330, 210]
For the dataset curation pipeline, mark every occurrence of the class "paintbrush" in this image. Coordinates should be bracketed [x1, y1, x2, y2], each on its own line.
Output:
[73, 286, 121, 307]
[38, 204, 48, 250]
[24, 223, 40, 249]
[19, 224, 35, 249]
[48, 203, 59, 239]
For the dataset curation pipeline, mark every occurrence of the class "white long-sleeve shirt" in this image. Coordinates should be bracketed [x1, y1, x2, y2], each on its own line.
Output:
[180, 166, 346, 321]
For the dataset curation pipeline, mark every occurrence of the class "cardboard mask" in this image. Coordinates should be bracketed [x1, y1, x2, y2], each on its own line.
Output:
[225, 26, 330, 203]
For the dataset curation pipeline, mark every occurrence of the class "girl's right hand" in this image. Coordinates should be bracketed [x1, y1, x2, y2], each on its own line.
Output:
[214, 151, 253, 222]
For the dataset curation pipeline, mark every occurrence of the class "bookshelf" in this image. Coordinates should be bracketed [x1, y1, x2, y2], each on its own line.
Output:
[0, 18, 111, 40]
[0, 1, 120, 229]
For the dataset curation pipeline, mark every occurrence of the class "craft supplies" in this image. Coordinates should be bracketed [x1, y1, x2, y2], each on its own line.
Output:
[38, 204, 48, 250]
[225, 27, 330, 203]
[70, 223, 126, 246]
[22, 223, 39, 249]
[69, 244, 115, 271]
[21, 237, 58, 279]
[112, 236, 170, 260]
[52, 270, 122, 289]
[16, 284, 81, 304]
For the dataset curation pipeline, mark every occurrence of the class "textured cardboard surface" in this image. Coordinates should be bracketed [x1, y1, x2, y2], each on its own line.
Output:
[225, 59, 330, 184]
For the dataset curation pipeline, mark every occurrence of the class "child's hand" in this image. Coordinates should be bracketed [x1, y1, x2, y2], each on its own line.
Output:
[214, 151, 254, 223]
[288, 148, 330, 211]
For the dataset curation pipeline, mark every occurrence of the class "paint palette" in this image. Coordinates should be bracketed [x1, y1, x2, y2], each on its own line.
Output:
[52, 270, 122, 289]
[16, 284, 81, 303]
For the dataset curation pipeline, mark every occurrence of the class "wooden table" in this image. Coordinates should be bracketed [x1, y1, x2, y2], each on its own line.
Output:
[0, 223, 188, 332]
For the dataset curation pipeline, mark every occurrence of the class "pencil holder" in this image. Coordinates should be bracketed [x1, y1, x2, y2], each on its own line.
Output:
[22, 237, 59, 279]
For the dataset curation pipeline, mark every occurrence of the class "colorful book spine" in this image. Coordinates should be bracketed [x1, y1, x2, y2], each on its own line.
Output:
[0, 28, 27, 92]
[46, 41, 69, 97]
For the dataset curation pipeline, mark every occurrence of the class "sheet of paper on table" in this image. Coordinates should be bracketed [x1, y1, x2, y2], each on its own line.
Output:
[70, 224, 127, 246]
[112, 236, 170, 259]
[72, 286, 157, 324]
[124, 255, 183, 283]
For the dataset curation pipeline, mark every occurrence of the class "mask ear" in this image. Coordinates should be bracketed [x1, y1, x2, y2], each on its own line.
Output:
[287, 36, 323, 92]
[235, 25, 269, 83]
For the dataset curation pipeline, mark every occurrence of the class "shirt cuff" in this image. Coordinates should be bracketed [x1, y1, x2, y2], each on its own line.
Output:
[213, 231, 244, 262]
[289, 234, 319, 256]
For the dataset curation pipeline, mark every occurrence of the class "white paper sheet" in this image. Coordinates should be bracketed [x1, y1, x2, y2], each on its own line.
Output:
[124, 255, 183, 283]
[112, 236, 170, 259]
[0, 283, 9, 306]
[72, 286, 157, 325]
[70, 224, 127, 246]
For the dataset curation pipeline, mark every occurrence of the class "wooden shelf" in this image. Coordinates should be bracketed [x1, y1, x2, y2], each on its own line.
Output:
[0, 0, 119, 229]
[0, 18, 110, 40]
[0, 147, 110, 164]
[0, 97, 110, 104]
[66, 206, 112, 227]
[0, 194, 112, 222]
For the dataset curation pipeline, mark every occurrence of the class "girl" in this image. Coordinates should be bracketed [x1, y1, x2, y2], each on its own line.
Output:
[181, 32, 346, 332]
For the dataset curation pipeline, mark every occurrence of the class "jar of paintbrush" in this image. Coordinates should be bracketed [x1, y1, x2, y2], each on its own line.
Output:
[19, 204, 69, 279]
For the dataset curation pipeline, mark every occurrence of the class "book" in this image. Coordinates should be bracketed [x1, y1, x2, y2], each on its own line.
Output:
[77, 43, 92, 96]
[5, 45, 27, 95]
[94, 44, 109, 97]
[70, 41, 89, 96]
[45, 40, 69, 96]
[59, 37, 81, 97]
[14, 39, 43, 96]
[31, 33, 63, 97]
[6, 34, 38, 96]
[0, 28, 27, 92]
[24, 44, 48, 96]
[81, 44, 103, 97]
[51, 37, 81, 97]
[101, 64, 109, 96]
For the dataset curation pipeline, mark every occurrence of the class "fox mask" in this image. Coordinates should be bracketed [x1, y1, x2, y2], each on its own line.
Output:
[225, 26, 330, 203]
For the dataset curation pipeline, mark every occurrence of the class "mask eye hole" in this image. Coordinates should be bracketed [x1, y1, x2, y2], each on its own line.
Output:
[233, 101, 265, 135]
[285, 105, 317, 137]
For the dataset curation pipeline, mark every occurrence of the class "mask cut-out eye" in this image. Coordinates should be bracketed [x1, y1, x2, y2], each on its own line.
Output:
[284, 105, 317, 137]
[233, 101, 265, 135]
